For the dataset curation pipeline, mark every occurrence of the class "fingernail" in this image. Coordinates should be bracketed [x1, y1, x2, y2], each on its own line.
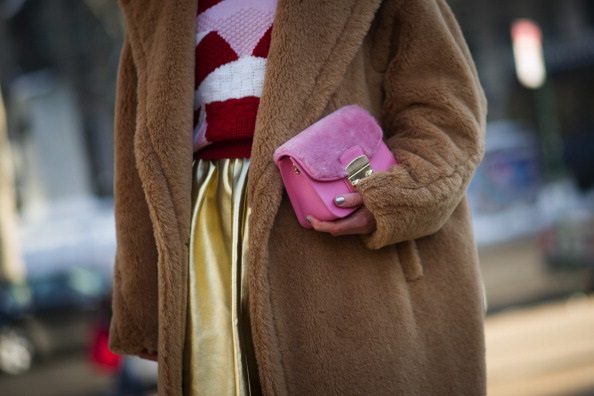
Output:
[335, 196, 345, 205]
[306, 216, 312, 223]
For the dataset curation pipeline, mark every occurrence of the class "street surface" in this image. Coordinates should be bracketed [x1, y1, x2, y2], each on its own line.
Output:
[481, 237, 594, 396]
[486, 293, 594, 396]
[0, 349, 113, 396]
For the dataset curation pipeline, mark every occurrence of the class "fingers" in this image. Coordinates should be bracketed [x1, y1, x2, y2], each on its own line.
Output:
[334, 192, 363, 208]
[308, 206, 377, 236]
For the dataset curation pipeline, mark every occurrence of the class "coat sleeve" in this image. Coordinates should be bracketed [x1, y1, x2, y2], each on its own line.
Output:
[357, 0, 487, 249]
[108, 34, 160, 356]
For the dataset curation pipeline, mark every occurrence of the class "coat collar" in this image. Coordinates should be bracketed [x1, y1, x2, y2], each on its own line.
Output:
[119, 0, 198, 62]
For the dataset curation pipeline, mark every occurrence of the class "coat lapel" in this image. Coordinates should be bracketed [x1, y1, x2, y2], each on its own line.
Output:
[117, 2, 197, 394]
[247, 0, 382, 393]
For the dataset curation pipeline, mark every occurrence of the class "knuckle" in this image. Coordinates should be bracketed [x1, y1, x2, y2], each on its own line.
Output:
[329, 225, 342, 236]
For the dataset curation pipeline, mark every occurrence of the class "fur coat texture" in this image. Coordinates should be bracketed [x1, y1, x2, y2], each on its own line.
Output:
[109, 0, 488, 394]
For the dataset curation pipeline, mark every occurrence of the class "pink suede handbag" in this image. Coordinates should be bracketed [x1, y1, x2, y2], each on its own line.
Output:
[273, 105, 397, 228]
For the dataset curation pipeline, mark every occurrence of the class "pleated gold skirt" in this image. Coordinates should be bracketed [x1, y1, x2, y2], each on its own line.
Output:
[183, 158, 260, 396]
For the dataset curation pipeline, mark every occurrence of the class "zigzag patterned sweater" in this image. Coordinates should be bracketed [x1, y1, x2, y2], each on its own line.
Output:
[193, 0, 277, 159]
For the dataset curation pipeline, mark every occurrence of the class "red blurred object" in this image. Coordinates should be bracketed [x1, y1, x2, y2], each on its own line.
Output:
[89, 315, 122, 373]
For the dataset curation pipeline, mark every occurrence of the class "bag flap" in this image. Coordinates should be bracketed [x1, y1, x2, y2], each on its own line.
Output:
[273, 105, 383, 180]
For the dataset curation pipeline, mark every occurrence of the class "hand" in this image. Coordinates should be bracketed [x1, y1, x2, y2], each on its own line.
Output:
[307, 193, 377, 236]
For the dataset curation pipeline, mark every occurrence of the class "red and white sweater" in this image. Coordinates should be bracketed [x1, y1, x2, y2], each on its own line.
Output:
[193, 0, 277, 159]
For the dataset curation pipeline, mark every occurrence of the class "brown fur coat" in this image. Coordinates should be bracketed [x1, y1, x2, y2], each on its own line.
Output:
[109, 0, 488, 394]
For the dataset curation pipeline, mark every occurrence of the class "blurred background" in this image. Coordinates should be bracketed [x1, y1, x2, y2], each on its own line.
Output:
[0, 0, 593, 395]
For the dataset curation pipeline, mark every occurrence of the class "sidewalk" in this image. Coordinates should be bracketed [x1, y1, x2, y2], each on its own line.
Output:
[486, 293, 594, 396]
[479, 238, 591, 312]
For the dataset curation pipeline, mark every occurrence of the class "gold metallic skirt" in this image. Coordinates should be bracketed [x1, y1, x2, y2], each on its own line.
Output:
[183, 158, 260, 395]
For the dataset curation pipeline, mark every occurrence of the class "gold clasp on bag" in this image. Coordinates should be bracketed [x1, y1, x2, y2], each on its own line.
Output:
[346, 155, 373, 187]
